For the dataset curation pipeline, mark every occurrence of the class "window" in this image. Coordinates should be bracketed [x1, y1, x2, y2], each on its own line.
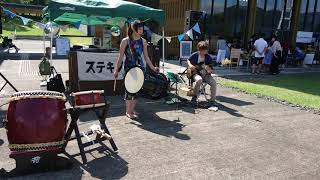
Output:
[237, 0, 248, 37]
[200, 0, 212, 14]
[265, 0, 275, 34]
[213, 0, 225, 36]
[256, 0, 266, 33]
[299, 0, 308, 30]
[315, 0, 320, 32]
[225, 0, 237, 37]
[306, 0, 316, 31]
[274, 0, 285, 30]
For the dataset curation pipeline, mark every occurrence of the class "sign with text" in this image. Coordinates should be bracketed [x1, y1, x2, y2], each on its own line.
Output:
[56, 38, 70, 55]
[77, 51, 124, 81]
[296, 31, 313, 43]
[180, 41, 192, 59]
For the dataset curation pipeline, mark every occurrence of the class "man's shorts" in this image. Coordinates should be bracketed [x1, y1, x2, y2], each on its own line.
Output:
[252, 57, 264, 65]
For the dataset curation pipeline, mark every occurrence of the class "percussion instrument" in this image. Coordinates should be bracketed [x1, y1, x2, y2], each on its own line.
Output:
[71, 90, 105, 108]
[5, 91, 67, 152]
[124, 66, 145, 94]
[142, 72, 169, 99]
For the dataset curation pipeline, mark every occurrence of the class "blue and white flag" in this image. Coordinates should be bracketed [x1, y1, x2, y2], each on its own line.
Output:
[19, 16, 30, 25]
[151, 33, 162, 45]
[2, 7, 16, 18]
[165, 37, 172, 43]
[192, 23, 201, 34]
[35, 22, 46, 29]
[186, 30, 193, 40]
[178, 33, 185, 42]
[73, 21, 81, 29]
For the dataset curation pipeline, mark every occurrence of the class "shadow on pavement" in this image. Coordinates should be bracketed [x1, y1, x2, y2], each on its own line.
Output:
[216, 96, 254, 106]
[215, 102, 262, 123]
[130, 112, 190, 141]
[78, 96, 196, 122]
[0, 155, 80, 179]
[0, 109, 7, 129]
[68, 145, 128, 180]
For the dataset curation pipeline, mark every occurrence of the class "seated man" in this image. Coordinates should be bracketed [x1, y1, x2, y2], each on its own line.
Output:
[187, 41, 217, 105]
[1, 36, 20, 53]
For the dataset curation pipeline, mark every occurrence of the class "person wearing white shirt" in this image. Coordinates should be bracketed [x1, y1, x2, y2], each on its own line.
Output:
[252, 33, 268, 74]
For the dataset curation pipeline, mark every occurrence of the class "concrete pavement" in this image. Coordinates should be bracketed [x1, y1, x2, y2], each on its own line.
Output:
[0, 58, 319, 179]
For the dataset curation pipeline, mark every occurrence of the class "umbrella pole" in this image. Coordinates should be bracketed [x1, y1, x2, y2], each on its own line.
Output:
[50, 22, 53, 65]
[43, 28, 45, 56]
[162, 27, 165, 73]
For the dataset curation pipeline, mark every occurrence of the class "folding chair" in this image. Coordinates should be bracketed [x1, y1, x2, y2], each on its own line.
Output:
[230, 48, 241, 69]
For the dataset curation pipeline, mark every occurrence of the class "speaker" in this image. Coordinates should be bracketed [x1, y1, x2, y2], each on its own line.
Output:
[147, 44, 160, 67]
[184, 10, 206, 40]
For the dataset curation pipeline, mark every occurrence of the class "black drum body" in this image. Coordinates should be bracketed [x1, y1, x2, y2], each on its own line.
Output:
[142, 72, 169, 99]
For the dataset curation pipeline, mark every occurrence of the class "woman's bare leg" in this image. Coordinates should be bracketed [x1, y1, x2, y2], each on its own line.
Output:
[126, 100, 134, 115]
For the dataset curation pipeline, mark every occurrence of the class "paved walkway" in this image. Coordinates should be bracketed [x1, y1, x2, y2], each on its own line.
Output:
[0, 58, 319, 179]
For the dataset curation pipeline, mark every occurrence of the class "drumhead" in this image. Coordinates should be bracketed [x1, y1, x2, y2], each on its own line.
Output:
[71, 90, 104, 96]
[10, 90, 66, 101]
[124, 66, 145, 94]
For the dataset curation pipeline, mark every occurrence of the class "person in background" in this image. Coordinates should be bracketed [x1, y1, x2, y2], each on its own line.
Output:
[232, 38, 241, 49]
[216, 36, 227, 64]
[270, 35, 283, 74]
[225, 42, 231, 59]
[295, 47, 305, 66]
[252, 33, 268, 74]
[1, 36, 20, 53]
[263, 46, 273, 72]
[248, 34, 257, 51]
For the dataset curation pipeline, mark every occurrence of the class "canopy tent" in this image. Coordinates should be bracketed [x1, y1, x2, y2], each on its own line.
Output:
[43, 0, 166, 72]
[43, 0, 164, 25]
[53, 13, 127, 26]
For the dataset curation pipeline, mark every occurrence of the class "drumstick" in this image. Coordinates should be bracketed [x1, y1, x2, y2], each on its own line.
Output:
[113, 79, 117, 92]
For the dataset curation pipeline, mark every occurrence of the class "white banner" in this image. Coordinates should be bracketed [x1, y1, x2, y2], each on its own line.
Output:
[77, 51, 124, 81]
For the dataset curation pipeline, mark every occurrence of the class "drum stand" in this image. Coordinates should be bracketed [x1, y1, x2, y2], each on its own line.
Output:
[63, 102, 118, 164]
[0, 72, 18, 92]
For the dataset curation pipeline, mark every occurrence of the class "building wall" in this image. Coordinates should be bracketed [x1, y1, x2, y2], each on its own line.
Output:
[159, 0, 200, 57]
[159, 0, 320, 57]
[0, 3, 43, 17]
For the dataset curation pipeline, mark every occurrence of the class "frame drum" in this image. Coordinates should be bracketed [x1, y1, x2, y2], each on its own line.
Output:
[124, 66, 145, 94]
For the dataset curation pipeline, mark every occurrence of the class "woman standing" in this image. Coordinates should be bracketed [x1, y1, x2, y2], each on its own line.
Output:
[270, 35, 283, 75]
[114, 20, 159, 119]
[216, 36, 227, 64]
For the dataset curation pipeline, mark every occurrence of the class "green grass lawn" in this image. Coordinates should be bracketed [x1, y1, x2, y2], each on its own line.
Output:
[219, 73, 320, 110]
[2, 21, 92, 45]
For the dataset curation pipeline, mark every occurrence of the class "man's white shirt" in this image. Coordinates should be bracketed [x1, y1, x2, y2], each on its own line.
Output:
[254, 38, 268, 58]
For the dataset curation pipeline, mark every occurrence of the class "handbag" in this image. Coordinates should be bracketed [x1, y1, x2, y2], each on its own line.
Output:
[47, 66, 65, 93]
